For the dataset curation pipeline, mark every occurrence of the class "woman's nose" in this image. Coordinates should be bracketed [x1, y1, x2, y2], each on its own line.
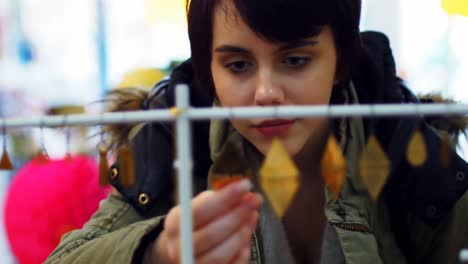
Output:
[254, 71, 285, 106]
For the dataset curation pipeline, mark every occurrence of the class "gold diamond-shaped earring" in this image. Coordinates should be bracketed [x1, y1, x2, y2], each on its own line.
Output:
[359, 135, 391, 201]
[406, 129, 428, 167]
[259, 138, 299, 218]
[320, 135, 346, 201]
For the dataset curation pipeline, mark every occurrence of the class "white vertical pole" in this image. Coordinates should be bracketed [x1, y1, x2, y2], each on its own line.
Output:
[175, 84, 194, 264]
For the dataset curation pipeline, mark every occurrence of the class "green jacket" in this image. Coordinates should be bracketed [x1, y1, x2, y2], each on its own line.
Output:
[46, 32, 468, 263]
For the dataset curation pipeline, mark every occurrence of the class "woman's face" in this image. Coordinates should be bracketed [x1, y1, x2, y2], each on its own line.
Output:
[210, 4, 337, 157]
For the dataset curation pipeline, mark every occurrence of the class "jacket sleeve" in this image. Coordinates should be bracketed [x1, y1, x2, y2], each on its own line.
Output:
[44, 192, 165, 264]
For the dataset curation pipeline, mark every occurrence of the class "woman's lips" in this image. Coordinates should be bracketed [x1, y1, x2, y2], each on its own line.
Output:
[254, 119, 295, 137]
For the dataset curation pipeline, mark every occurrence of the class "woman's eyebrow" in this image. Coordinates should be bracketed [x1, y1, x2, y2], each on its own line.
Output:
[213, 39, 318, 54]
[214, 45, 251, 53]
[277, 40, 318, 52]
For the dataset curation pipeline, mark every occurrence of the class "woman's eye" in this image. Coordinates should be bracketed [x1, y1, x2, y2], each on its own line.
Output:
[283, 56, 311, 68]
[225, 61, 252, 73]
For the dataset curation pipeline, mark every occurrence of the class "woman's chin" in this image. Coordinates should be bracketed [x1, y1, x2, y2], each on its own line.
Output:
[254, 138, 304, 158]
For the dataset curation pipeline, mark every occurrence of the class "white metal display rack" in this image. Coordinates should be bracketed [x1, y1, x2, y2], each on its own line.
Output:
[2, 84, 468, 263]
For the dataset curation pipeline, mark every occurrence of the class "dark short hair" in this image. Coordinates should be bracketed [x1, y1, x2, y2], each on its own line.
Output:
[187, 0, 362, 99]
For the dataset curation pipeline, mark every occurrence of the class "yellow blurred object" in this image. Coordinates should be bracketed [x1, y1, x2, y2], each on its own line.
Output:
[145, 0, 186, 23]
[169, 107, 182, 117]
[47, 106, 85, 115]
[442, 0, 468, 16]
[116, 69, 166, 89]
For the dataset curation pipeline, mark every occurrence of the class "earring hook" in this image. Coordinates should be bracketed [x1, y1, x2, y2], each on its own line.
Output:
[62, 115, 72, 160]
[0, 116, 14, 170]
[2, 118, 6, 143]
[39, 118, 50, 161]
[97, 112, 110, 186]
[98, 112, 109, 153]
[369, 104, 377, 134]
[2, 118, 7, 151]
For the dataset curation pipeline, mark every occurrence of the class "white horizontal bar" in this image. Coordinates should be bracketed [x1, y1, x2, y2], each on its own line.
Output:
[190, 104, 468, 120]
[1, 103, 468, 129]
[2, 110, 175, 129]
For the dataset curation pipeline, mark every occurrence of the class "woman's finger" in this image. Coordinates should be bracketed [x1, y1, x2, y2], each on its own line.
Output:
[197, 221, 255, 264]
[164, 180, 254, 239]
[230, 244, 251, 264]
[192, 179, 253, 228]
[194, 199, 261, 256]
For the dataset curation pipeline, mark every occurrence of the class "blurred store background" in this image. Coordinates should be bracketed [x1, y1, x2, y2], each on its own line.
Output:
[0, 0, 467, 263]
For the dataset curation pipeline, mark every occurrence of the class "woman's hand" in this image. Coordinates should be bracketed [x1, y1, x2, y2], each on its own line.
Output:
[147, 180, 262, 264]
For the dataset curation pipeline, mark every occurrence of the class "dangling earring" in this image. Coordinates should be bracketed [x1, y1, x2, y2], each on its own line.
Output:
[259, 138, 299, 218]
[321, 133, 346, 201]
[97, 132, 110, 186]
[358, 106, 391, 201]
[0, 120, 14, 170]
[36, 124, 50, 163]
[440, 132, 452, 168]
[406, 125, 427, 167]
[65, 126, 72, 162]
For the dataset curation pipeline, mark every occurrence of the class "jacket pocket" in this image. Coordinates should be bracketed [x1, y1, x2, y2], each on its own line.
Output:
[325, 205, 383, 264]
[330, 221, 383, 264]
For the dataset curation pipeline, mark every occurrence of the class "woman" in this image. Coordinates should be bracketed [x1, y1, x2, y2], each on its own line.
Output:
[46, 0, 468, 263]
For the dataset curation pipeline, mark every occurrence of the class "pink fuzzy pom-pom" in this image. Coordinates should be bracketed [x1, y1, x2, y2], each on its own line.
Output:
[4, 155, 112, 264]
